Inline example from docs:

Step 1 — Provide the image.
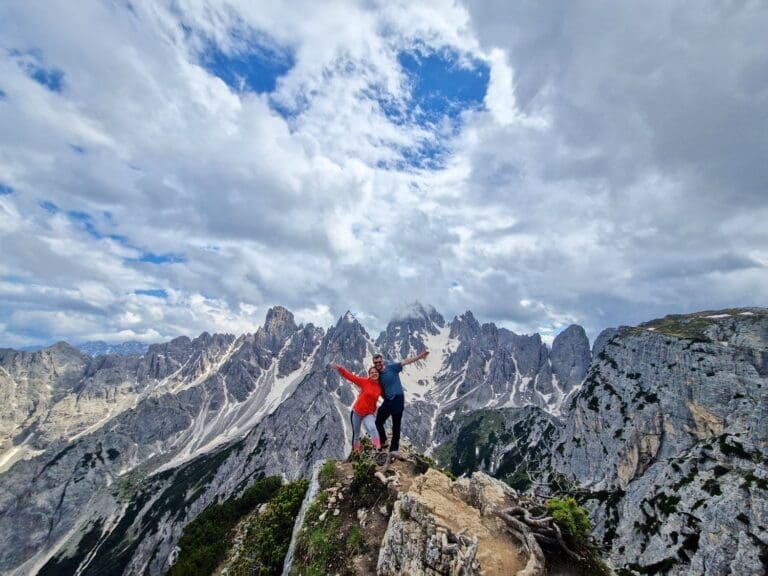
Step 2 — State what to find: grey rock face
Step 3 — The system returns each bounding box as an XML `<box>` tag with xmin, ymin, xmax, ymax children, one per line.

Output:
<box><xmin>137</xmin><ymin>335</ymin><xmax>196</xmax><ymax>381</ymax></box>
<box><xmin>592</xmin><ymin>327</ymin><xmax>622</xmax><ymax>358</ymax></box>
<box><xmin>0</xmin><ymin>343</ymin><xmax>89</xmax><ymax>450</ymax></box>
<box><xmin>425</xmin><ymin>315</ymin><xmax>586</xmax><ymax>421</ymax></box>
<box><xmin>278</xmin><ymin>324</ymin><xmax>323</xmax><ymax>377</ymax></box>
<box><xmin>255</xmin><ymin>306</ymin><xmax>298</xmax><ymax>353</ymax></box>
<box><xmin>548</xmin><ymin>309</ymin><xmax>768</xmax><ymax>575</ymax></box>
<box><xmin>432</xmin><ymin>309</ymin><xmax>768</xmax><ymax>576</ymax></box>
<box><xmin>550</xmin><ymin>324</ymin><xmax>591</xmax><ymax>394</ymax></box>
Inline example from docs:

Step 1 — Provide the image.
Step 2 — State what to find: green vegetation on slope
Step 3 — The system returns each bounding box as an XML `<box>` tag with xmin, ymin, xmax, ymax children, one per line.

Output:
<box><xmin>168</xmin><ymin>475</ymin><xmax>283</xmax><ymax>576</ymax></box>
<box><xmin>433</xmin><ymin>409</ymin><xmax>556</xmax><ymax>491</ymax></box>
<box><xmin>229</xmin><ymin>479</ymin><xmax>309</xmax><ymax>575</ymax></box>
<box><xmin>631</xmin><ymin>308</ymin><xmax>767</xmax><ymax>342</ymax></box>
<box><xmin>547</xmin><ymin>496</ymin><xmax>593</xmax><ymax>540</ymax></box>
<box><xmin>291</xmin><ymin>450</ymin><xmax>395</xmax><ymax>576</ymax></box>
<box><xmin>433</xmin><ymin>410</ymin><xmax>508</xmax><ymax>476</ymax></box>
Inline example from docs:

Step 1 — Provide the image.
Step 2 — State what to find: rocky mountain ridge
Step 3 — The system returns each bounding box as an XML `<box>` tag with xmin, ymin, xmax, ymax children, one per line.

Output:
<box><xmin>0</xmin><ymin>306</ymin><xmax>764</xmax><ymax>575</ymax></box>
<box><xmin>19</xmin><ymin>340</ymin><xmax>151</xmax><ymax>356</ymax></box>
<box><xmin>433</xmin><ymin>308</ymin><xmax>768</xmax><ymax>575</ymax></box>
<box><xmin>0</xmin><ymin>303</ymin><xmax>588</xmax><ymax>575</ymax></box>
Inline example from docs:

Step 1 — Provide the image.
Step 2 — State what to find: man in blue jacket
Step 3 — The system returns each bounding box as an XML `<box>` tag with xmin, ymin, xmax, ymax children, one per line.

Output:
<box><xmin>373</xmin><ymin>349</ymin><xmax>429</xmax><ymax>457</ymax></box>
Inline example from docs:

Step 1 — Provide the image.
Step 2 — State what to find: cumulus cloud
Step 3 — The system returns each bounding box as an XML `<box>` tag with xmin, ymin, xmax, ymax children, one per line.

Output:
<box><xmin>0</xmin><ymin>0</ymin><xmax>766</xmax><ymax>348</ymax></box>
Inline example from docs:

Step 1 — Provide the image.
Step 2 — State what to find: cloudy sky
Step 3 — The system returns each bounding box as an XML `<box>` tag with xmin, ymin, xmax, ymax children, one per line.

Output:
<box><xmin>1</xmin><ymin>0</ymin><xmax>766</xmax><ymax>348</ymax></box>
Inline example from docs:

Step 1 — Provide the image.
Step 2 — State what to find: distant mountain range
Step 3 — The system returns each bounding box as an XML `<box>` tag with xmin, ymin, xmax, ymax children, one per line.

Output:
<box><xmin>20</xmin><ymin>340</ymin><xmax>151</xmax><ymax>356</ymax></box>
<box><xmin>0</xmin><ymin>305</ymin><xmax>765</xmax><ymax>575</ymax></box>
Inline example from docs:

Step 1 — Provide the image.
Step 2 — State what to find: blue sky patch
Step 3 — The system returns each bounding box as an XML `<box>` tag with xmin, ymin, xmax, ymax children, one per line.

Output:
<box><xmin>11</xmin><ymin>49</ymin><xmax>65</xmax><ymax>92</ymax></box>
<box><xmin>40</xmin><ymin>200</ymin><xmax>59</xmax><ymax>214</ymax></box>
<box><xmin>380</xmin><ymin>47</ymin><xmax>489</xmax><ymax>169</ymax></box>
<box><xmin>67</xmin><ymin>210</ymin><xmax>102</xmax><ymax>238</ymax></box>
<box><xmin>1</xmin><ymin>274</ymin><xmax>27</xmax><ymax>284</ymax></box>
<box><xmin>108</xmin><ymin>234</ymin><xmax>129</xmax><ymax>244</ymax></box>
<box><xmin>200</xmin><ymin>33</ymin><xmax>294</xmax><ymax>94</ymax></box>
<box><xmin>0</xmin><ymin>88</ymin><xmax>6</xmax><ymax>99</ymax></box>
<box><xmin>31</xmin><ymin>66</ymin><xmax>64</xmax><ymax>92</ymax></box>
<box><xmin>135</xmin><ymin>288</ymin><xmax>168</xmax><ymax>298</ymax></box>
<box><xmin>137</xmin><ymin>252</ymin><xmax>186</xmax><ymax>264</ymax></box>
<box><xmin>398</xmin><ymin>48</ymin><xmax>489</xmax><ymax>125</ymax></box>
<box><xmin>40</xmin><ymin>200</ymin><xmax>59</xmax><ymax>213</ymax></box>
<box><xmin>0</xmin><ymin>182</ymin><xmax>13</xmax><ymax>195</ymax></box>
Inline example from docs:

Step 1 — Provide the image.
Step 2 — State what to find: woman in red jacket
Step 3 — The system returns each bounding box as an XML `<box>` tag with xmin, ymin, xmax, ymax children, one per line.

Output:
<box><xmin>330</xmin><ymin>362</ymin><xmax>382</xmax><ymax>453</ymax></box>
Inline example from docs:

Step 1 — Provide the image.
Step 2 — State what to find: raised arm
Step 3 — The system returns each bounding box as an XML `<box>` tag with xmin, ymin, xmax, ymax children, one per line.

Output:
<box><xmin>401</xmin><ymin>350</ymin><xmax>429</xmax><ymax>367</ymax></box>
<box><xmin>330</xmin><ymin>362</ymin><xmax>366</xmax><ymax>388</ymax></box>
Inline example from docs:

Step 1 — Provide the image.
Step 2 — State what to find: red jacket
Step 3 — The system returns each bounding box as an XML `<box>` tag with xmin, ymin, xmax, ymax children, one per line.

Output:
<box><xmin>336</xmin><ymin>366</ymin><xmax>382</xmax><ymax>416</ymax></box>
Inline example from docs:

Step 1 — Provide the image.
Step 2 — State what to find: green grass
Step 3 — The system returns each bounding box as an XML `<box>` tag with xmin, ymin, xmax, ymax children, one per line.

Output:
<box><xmin>290</xmin><ymin>490</ymin><xmax>347</xmax><ymax>575</ymax></box>
<box><xmin>346</xmin><ymin>525</ymin><xmax>366</xmax><ymax>554</ymax></box>
<box><xmin>319</xmin><ymin>459</ymin><xmax>336</xmax><ymax>489</ymax></box>
<box><xmin>631</xmin><ymin>309</ymin><xmax>766</xmax><ymax>342</ymax></box>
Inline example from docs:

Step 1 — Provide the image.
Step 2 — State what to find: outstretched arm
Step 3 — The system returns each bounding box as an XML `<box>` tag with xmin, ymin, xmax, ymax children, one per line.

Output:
<box><xmin>401</xmin><ymin>350</ymin><xmax>429</xmax><ymax>367</ymax></box>
<box><xmin>330</xmin><ymin>362</ymin><xmax>365</xmax><ymax>388</ymax></box>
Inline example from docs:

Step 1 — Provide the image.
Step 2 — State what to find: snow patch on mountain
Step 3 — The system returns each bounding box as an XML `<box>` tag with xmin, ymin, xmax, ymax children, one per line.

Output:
<box><xmin>401</xmin><ymin>324</ymin><xmax>455</xmax><ymax>400</ymax></box>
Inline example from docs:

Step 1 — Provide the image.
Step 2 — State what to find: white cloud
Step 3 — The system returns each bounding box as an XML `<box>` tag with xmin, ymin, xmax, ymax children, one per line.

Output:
<box><xmin>0</xmin><ymin>0</ymin><xmax>766</xmax><ymax>348</ymax></box>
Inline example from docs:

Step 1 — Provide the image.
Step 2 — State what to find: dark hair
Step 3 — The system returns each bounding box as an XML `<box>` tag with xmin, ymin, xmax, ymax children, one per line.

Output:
<box><xmin>373</xmin><ymin>354</ymin><xmax>383</xmax><ymax>360</ymax></box>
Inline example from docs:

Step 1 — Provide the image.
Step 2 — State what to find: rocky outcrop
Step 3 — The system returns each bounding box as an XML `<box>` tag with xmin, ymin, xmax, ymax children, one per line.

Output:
<box><xmin>550</xmin><ymin>309</ymin><xmax>768</xmax><ymax>575</ymax></box>
<box><xmin>378</xmin><ymin>469</ymin><xmax>524</xmax><ymax>575</ymax></box>
<box><xmin>431</xmin><ymin>309</ymin><xmax>768</xmax><ymax>575</ymax></box>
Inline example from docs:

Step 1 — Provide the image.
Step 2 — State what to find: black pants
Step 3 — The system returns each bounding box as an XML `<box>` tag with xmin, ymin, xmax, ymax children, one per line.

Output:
<box><xmin>376</xmin><ymin>395</ymin><xmax>404</xmax><ymax>452</ymax></box>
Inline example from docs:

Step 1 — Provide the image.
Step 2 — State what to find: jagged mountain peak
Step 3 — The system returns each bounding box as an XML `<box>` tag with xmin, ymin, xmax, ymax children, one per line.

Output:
<box><xmin>550</xmin><ymin>324</ymin><xmax>591</xmax><ymax>395</ymax></box>
<box><xmin>36</xmin><ymin>341</ymin><xmax>86</xmax><ymax>360</ymax></box>
<box><xmin>553</xmin><ymin>323</ymin><xmax>587</xmax><ymax>340</ymax></box>
<box><xmin>167</xmin><ymin>335</ymin><xmax>192</xmax><ymax>347</ymax></box>
<box><xmin>251</xmin><ymin>307</ymin><xmax>299</xmax><ymax>355</ymax></box>
<box><xmin>375</xmin><ymin>305</ymin><xmax>445</xmax><ymax>362</ymax></box>
<box><xmin>263</xmin><ymin>305</ymin><xmax>298</xmax><ymax>334</ymax></box>
<box><xmin>193</xmin><ymin>331</ymin><xmax>235</xmax><ymax>345</ymax></box>
<box><xmin>326</xmin><ymin>312</ymin><xmax>371</xmax><ymax>344</ymax></box>
<box><xmin>449</xmin><ymin>309</ymin><xmax>481</xmax><ymax>340</ymax></box>
<box><xmin>341</xmin><ymin>310</ymin><xmax>356</xmax><ymax>323</ymax></box>
<box><xmin>391</xmin><ymin>302</ymin><xmax>445</xmax><ymax>327</ymax></box>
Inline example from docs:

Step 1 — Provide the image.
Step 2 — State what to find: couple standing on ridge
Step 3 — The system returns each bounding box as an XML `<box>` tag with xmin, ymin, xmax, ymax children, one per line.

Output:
<box><xmin>330</xmin><ymin>349</ymin><xmax>429</xmax><ymax>459</ymax></box>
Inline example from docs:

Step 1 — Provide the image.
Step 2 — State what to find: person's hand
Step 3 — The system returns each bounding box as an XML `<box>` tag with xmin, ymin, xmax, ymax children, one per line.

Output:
<box><xmin>419</xmin><ymin>350</ymin><xmax>429</xmax><ymax>360</ymax></box>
